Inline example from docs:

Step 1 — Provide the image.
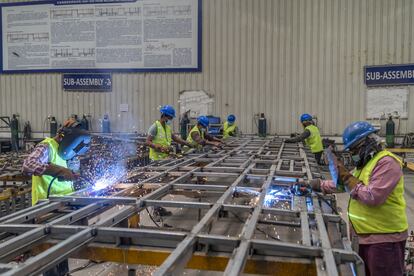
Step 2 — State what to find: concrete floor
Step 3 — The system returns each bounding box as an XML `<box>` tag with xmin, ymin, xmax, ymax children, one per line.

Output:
<box><xmin>67</xmin><ymin>170</ymin><xmax>414</xmax><ymax>275</ymax></box>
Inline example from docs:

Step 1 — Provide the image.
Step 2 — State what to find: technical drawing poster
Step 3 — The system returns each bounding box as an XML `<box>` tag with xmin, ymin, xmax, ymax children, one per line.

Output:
<box><xmin>0</xmin><ymin>0</ymin><xmax>201</xmax><ymax>73</ymax></box>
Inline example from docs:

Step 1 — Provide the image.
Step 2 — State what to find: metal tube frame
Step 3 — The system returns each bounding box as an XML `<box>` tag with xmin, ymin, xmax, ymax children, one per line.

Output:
<box><xmin>0</xmin><ymin>137</ymin><xmax>364</xmax><ymax>275</ymax></box>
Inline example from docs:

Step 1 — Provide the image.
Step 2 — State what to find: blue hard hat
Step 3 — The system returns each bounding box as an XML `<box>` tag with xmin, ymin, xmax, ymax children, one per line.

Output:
<box><xmin>197</xmin><ymin>116</ymin><xmax>210</xmax><ymax>128</ymax></box>
<box><xmin>342</xmin><ymin>121</ymin><xmax>377</xmax><ymax>150</ymax></box>
<box><xmin>160</xmin><ymin>105</ymin><xmax>176</xmax><ymax>118</ymax></box>
<box><xmin>300</xmin><ymin>113</ymin><xmax>313</xmax><ymax>122</ymax></box>
<box><xmin>227</xmin><ymin>114</ymin><xmax>236</xmax><ymax>123</ymax></box>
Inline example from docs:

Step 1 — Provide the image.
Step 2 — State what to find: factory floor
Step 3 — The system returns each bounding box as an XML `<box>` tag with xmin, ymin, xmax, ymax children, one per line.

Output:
<box><xmin>67</xmin><ymin>170</ymin><xmax>414</xmax><ymax>276</ymax></box>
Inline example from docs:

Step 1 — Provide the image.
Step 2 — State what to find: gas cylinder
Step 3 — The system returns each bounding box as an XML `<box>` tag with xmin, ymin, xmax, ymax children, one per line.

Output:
<box><xmin>258</xmin><ymin>113</ymin><xmax>267</xmax><ymax>137</ymax></box>
<box><xmin>10</xmin><ymin>114</ymin><xmax>19</xmax><ymax>151</ymax></box>
<box><xmin>386</xmin><ymin>115</ymin><xmax>395</xmax><ymax>148</ymax></box>
<box><xmin>80</xmin><ymin>115</ymin><xmax>89</xmax><ymax>130</ymax></box>
<box><xmin>50</xmin><ymin>116</ymin><xmax>58</xmax><ymax>137</ymax></box>
<box><xmin>102</xmin><ymin>114</ymin><xmax>110</xmax><ymax>133</ymax></box>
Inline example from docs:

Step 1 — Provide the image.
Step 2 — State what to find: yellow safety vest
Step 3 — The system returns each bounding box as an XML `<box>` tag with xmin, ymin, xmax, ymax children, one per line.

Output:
<box><xmin>223</xmin><ymin>122</ymin><xmax>237</xmax><ymax>139</ymax></box>
<box><xmin>304</xmin><ymin>125</ymin><xmax>323</xmax><ymax>153</ymax></box>
<box><xmin>149</xmin><ymin>120</ymin><xmax>172</xmax><ymax>161</ymax></box>
<box><xmin>32</xmin><ymin>138</ymin><xmax>73</xmax><ymax>205</ymax></box>
<box><xmin>348</xmin><ymin>150</ymin><xmax>408</xmax><ymax>234</ymax></box>
<box><xmin>186</xmin><ymin>125</ymin><xmax>204</xmax><ymax>149</ymax></box>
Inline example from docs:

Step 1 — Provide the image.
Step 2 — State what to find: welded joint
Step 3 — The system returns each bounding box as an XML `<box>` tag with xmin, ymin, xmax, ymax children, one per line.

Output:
<box><xmin>43</xmin><ymin>224</ymin><xmax>51</xmax><ymax>235</ymax></box>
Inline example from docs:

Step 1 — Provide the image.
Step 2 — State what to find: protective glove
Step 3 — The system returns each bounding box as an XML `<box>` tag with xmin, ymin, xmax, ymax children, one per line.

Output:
<box><xmin>337</xmin><ymin>163</ymin><xmax>360</xmax><ymax>190</ymax></box>
<box><xmin>57</xmin><ymin>168</ymin><xmax>79</xmax><ymax>181</ymax></box>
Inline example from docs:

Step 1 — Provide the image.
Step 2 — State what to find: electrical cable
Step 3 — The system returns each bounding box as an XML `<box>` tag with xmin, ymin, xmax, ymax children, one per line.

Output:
<box><xmin>46</xmin><ymin>176</ymin><xmax>58</xmax><ymax>199</ymax></box>
<box><xmin>67</xmin><ymin>260</ymin><xmax>101</xmax><ymax>274</ymax></box>
<box><xmin>229</xmin><ymin>211</ymin><xmax>281</xmax><ymax>241</ymax></box>
<box><xmin>314</xmin><ymin>192</ymin><xmax>339</xmax><ymax>215</ymax></box>
<box><xmin>146</xmin><ymin>208</ymin><xmax>161</xmax><ymax>228</ymax></box>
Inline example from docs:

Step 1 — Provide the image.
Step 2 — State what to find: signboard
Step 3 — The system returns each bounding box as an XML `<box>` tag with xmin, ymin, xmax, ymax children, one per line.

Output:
<box><xmin>0</xmin><ymin>0</ymin><xmax>201</xmax><ymax>73</ymax></box>
<box><xmin>62</xmin><ymin>73</ymin><xmax>112</xmax><ymax>91</ymax></box>
<box><xmin>365</xmin><ymin>64</ymin><xmax>414</xmax><ymax>86</ymax></box>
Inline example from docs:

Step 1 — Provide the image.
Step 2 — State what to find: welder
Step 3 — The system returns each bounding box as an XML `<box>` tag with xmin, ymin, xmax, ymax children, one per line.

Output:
<box><xmin>285</xmin><ymin>113</ymin><xmax>323</xmax><ymax>164</ymax></box>
<box><xmin>297</xmin><ymin>121</ymin><xmax>408</xmax><ymax>276</ymax></box>
<box><xmin>22</xmin><ymin>118</ymin><xmax>90</xmax><ymax>276</ymax></box>
<box><xmin>23</xmin><ymin>118</ymin><xmax>91</xmax><ymax>205</ymax></box>
<box><xmin>146</xmin><ymin>105</ymin><xmax>193</xmax><ymax>161</ymax></box>
<box><xmin>185</xmin><ymin>115</ymin><xmax>223</xmax><ymax>150</ymax></box>
<box><xmin>221</xmin><ymin>114</ymin><xmax>238</xmax><ymax>139</ymax></box>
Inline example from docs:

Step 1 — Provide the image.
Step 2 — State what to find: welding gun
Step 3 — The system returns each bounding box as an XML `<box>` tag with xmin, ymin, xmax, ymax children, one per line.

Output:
<box><xmin>290</xmin><ymin>182</ymin><xmax>312</xmax><ymax>196</ymax></box>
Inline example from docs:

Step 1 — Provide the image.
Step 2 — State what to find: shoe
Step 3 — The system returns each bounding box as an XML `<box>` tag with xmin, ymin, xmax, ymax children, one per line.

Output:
<box><xmin>154</xmin><ymin>207</ymin><xmax>172</xmax><ymax>216</ymax></box>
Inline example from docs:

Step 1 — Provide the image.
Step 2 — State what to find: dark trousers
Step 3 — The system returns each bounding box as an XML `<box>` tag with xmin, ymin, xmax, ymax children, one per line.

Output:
<box><xmin>358</xmin><ymin>241</ymin><xmax>406</xmax><ymax>276</ymax></box>
<box><xmin>43</xmin><ymin>259</ymin><xmax>68</xmax><ymax>276</ymax></box>
<box><xmin>314</xmin><ymin>151</ymin><xmax>323</xmax><ymax>165</ymax></box>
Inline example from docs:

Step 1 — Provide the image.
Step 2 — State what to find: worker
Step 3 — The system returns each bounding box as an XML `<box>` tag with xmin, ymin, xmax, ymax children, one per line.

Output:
<box><xmin>221</xmin><ymin>114</ymin><xmax>238</xmax><ymax>139</ymax></box>
<box><xmin>285</xmin><ymin>113</ymin><xmax>323</xmax><ymax>164</ymax></box>
<box><xmin>22</xmin><ymin>118</ymin><xmax>90</xmax><ymax>276</ymax></box>
<box><xmin>185</xmin><ymin>115</ymin><xmax>222</xmax><ymax>150</ymax></box>
<box><xmin>146</xmin><ymin>105</ymin><xmax>193</xmax><ymax>161</ymax></box>
<box><xmin>23</xmin><ymin>118</ymin><xmax>91</xmax><ymax>205</ymax></box>
<box><xmin>298</xmin><ymin>121</ymin><xmax>408</xmax><ymax>276</ymax></box>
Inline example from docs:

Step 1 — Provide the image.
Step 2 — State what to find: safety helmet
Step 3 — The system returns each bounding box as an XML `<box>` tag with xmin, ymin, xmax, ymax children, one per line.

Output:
<box><xmin>300</xmin><ymin>113</ymin><xmax>313</xmax><ymax>122</ymax></box>
<box><xmin>160</xmin><ymin>105</ymin><xmax>176</xmax><ymax>118</ymax></box>
<box><xmin>197</xmin><ymin>116</ymin><xmax>210</xmax><ymax>128</ymax></box>
<box><xmin>227</xmin><ymin>114</ymin><xmax>236</xmax><ymax>123</ymax></box>
<box><xmin>342</xmin><ymin>121</ymin><xmax>377</xmax><ymax>150</ymax></box>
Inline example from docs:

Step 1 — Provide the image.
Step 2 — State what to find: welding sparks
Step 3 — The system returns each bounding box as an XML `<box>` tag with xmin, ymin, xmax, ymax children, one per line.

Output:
<box><xmin>91</xmin><ymin>164</ymin><xmax>126</xmax><ymax>191</ymax></box>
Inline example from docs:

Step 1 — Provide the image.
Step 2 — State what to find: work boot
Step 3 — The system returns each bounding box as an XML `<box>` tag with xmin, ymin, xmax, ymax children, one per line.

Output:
<box><xmin>154</xmin><ymin>207</ymin><xmax>172</xmax><ymax>217</ymax></box>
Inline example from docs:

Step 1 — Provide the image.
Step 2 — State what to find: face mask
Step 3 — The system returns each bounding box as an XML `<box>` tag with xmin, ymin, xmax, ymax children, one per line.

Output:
<box><xmin>166</xmin><ymin>120</ymin><xmax>172</xmax><ymax>125</ymax></box>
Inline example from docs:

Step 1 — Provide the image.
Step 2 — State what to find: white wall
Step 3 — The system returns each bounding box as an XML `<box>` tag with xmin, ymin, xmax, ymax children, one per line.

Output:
<box><xmin>1</xmin><ymin>0</ymin><xmax>414</xmax><ymax>136</ymax></box>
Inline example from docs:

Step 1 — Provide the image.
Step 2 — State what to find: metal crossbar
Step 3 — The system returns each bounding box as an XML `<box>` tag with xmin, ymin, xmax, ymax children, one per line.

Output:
<box><xmin>0</xmin><ymin>137</ymin><xmax>364</xmax><ymax>275</ymax></box>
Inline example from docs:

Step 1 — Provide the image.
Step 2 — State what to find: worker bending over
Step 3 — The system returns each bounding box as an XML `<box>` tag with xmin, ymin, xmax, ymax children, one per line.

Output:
<box><xmin>22</xmin><ymin>118</ymin><xmax>90</xmax><ymax>276</ymax></box>
<box><xmin>222</xmin><ymin>114</ymin><xmax>238</xmax><ymax>139</ymax></box>
<box><xmin>186</xmin><ymin>116</ymin><xmax>222</xmax><ymax>150</ymax></box>
<box><xmin>285</xmin><ymin>113</ymin><xmax>323</xmax><ymax>164</ymax></box>
<box><xmin>300</xmin><ymin>121</ymin><xmax>407</xmax><ymax>276</ymax></box>
<box><xmin>23</xmin><ymin>118</ymin><xmax>90</xmax><ymax>205</ymax></box>
<box><xmin>146</xmin><ymin>105</ymin><xmax>192</xmax><ymax>161</ymax></box>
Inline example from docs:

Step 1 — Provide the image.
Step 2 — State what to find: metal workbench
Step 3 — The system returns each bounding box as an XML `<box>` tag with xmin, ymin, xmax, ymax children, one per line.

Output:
<box><xmin>0</xmin><ymin>137</ymin><xmax>363</xmax><ymax>275</ymax></box>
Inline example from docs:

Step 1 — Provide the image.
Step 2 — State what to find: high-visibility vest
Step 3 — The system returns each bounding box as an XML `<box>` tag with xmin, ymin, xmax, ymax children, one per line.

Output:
<box><xmin>186</xmin><ymin>125</ymin><xmax>204</xmax><ymax>149</ymax></box>
<box><xmin>348</xmin><ymin>150</ymin><xmax>408</xmax><ymax>234</ymax></box>
<box><xmin>149</xmin><ymin>120</ymin><xmax>172</xmax><ymax>161</ymax></box>
<box><xmin>304</xmin><ymin>125</ymin><xmax>323</xmax><ymax>153</ymax></box>
<box><xmin>32</xmin><ymin>138</ymin><xmax>73</xmax><ymax>205</ymax></box>
<box><xmin>223</xmin><ymin>122</ymin><xmax>237</xmax><ymax>139</ymax></box>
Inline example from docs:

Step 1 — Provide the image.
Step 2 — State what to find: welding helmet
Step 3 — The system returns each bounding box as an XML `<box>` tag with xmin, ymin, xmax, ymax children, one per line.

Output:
<box><xmin>227</xmin><ymin>114</ymin><xmax>236</xmax><ymax>124</ymax></box>
<box><xmin>300</xmin><ymin>113</ymin><xmax>313</xmax><ymax>122</ymax></box>
<box><xmin>160</xmin><ymin>105</ymin><xmax>176</xmax><ymax>118</ymax></box>
<box><xmin>58</xmin><ymin>127</ymin><xmax>91</xmax><ymax>160</ymax></box>
<box><xmin>342</xmin><ymin>121</ymin><xmax>377</xmax><ymax>151</ymax></box>
<box><xmin>197</xmin><ymin>116</ymin><xmax>210</xmax><ymax>128</ymax></box>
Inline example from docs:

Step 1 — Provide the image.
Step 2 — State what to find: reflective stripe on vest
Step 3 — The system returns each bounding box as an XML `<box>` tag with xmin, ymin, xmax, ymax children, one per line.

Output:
<box><xmin>304</xmin><ymin>125</ymin><xmax>323</xmax><ymax>153</ymax></box>
<box><xmin>32</xmin><ymin>138</ymin><xmax>73</xmax><ymax>205</ymax></box>
<box><xmin>186</xmin><ymin>125</ymin><xmax>204</xmax><ymax>149</ymax></box>
<box><xmin>223</xmin><ymin>122</ymin><xmax>237</xmax><ymax>139</ymax></box>
<box><xmin>348</xmin><ymin>150</ymin><xmax>408</xmax><ymax>234</ymax></box>
<box><xmin>149</xmin><ymin>120</ymin><xmax>172</xmax><ymax>161</ymax></box>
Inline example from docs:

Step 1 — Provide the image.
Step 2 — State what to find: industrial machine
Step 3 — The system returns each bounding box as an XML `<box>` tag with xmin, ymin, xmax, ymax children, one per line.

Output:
<box><xmin>0</xmin><ymin>137</ymin><xmax>362</xmax><ymax>275</ymax></box>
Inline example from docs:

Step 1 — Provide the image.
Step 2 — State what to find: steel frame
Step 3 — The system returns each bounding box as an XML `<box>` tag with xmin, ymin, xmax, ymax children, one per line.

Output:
<box><xmin>0</xmin><ymin>137</ymin><xmax>364</xmax><ymax>275</ymax></box>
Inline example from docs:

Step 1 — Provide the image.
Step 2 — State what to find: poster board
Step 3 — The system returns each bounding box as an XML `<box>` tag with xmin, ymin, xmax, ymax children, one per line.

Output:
<box><xmin>0</xmin><ymin>0</ymin><xmax>201</xmax><ymax>73</ymax></box>
<box><xmin>366</xmin><ymin>88</ymin><xmax>408</xmax><ymax>119</ymax></box>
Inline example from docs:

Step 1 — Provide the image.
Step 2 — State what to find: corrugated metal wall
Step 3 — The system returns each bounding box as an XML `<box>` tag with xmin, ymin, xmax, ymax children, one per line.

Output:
<box><xmin>1</xmin><ymin>0</ymin><xmax>414</xmax><ymax>135</ymax></box>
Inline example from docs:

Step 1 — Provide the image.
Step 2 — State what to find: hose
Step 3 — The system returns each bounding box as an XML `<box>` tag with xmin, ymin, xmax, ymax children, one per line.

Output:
<box><xmin>46</xmin><ymin>176</ymin><xmax>58</xmax><ymax>199</ymax></box>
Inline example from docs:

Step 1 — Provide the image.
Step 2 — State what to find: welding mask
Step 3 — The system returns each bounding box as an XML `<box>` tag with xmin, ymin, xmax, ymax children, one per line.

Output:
<box><xmin>350</xmin><ymin>136</ymin><xmax>381</xmax><ymax>169</ymax></box>
<box><xmin>58</xmin><ymin>127</ymin><xmax>91</xmax><ymax>160</ymax></box>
